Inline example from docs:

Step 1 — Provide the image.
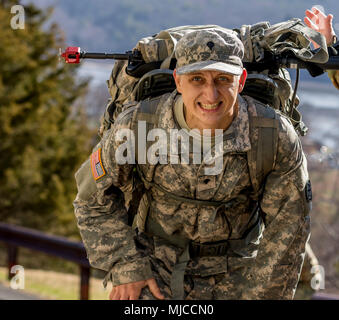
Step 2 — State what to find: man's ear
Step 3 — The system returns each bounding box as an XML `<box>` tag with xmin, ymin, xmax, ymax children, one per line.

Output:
<box><xmin>173</xmin><ymin>69</ymin><xmax>182</xmax><ymax>93</ymax></box>
<box><xmin>238</xmin><ymin>68</ymin><xmax>247</xmax><ymax>93</ymax></box>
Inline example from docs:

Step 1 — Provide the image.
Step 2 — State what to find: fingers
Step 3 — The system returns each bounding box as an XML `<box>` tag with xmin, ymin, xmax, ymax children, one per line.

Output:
<box><xmin>304</xmin><ymin>17</ymin><xmax>319</xmax><ymax>31</ymax></box>
<box><xmin>147</xmin><ymin>278</ymin><xmax>165</xmax><ymax>300</ymax></box>
<box><xmin>119</xmin><ymin>286</ymin><xmax>130</xmax><ymax>300</ymax></box>
<box><xmin>109</xmin><ymin>287</ymin><xmax>119</xmax><ymax>300</ymax></box>
<box><xmin>129</xmin><ymin>286</ymin><xmax>142</xmax><ymax>300</ymax></box>
<box><xmin>109</xmin><ymin>280</ymin><xmax>146</xmax><ymax>300</ymax></box>
<box><xmin>303</xmin><ymin>17</ymin><xmax>319</xmax><ymax>49</ymax></box>
<box><xmin>305</xmin><ymin>9</ymin><xmax>317</xmax><ymax>23</ymax></box>
<box><xmin>327</xmin><ymin>14</ymin><xmax>333</xmax><ymax>24</ymax></box>
<box><xmin>109</xmin><ymin>286</ymin><xmax>128</xmax><ymax>300</ymax></box>
<box><xmin>305</xmin><ymin>9</ymin><xmax>319</xmax><ymax>31</ymax></box>
<box><xmin>305</xmin><ymin>7</ymin><xmax>329</xmax><ymax>26</ymax></box>
<box><xmin>311</xmin><ymin>7</ymin><xmax>326</xmax><ymax>19</ymax></box>
<box><xmin>109</xmin><ymin>279</ymin><xmax>164</xmax><ymax>301</ymax></box>
<box><xmin>110</xmin><ymin>287</ymin><xmax>134</xmax><ymax>300</ymax></box>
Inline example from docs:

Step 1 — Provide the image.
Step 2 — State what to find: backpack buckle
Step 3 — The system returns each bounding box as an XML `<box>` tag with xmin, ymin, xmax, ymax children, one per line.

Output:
<box><xmin>189</xmin><ymin>240</ymin><xmax>229</xmax><ymax>258</ymax></box>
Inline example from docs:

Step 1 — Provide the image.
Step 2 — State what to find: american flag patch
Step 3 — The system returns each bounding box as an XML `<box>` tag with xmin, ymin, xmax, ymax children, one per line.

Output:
<box><xmin>90</xmin><ymin>148</ymin><xmax>106</xmax><ymax>180</ymax></box>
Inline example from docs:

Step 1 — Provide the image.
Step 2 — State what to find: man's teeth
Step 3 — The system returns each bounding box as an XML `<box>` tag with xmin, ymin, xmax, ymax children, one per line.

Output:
<box><xmin>200</xmin><ymin>103</ymin><xmax>220</xmax><ymax>110</ymax></box>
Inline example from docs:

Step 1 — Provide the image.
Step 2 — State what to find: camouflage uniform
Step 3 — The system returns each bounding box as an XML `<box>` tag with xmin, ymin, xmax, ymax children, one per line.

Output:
<box><xmin>73</xmin><ymin>28</ymin><xmax>311</xmax><ymax>300</ymax></box>
<box><xmin>74</xmin><ymin>92</ymin><xmax>311</xmax><ymax>300</ymax></box>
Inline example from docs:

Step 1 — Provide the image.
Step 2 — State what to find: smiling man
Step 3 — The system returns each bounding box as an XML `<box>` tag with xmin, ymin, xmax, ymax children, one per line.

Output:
<box><xmin>73</xmin><ymin>28</ymin><xmax>311</xmax><ymax>300</ymax></box>
<box><xmin>173</xmin><ymin>30</ymin><xmax>246</xmax><ymax>135</ymax></box>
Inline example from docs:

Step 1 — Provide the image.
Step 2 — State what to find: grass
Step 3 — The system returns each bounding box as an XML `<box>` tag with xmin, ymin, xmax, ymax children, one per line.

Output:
<box><xmin>0</xmin><ymin>266</ymin><xmax>112</xmax><ymax>300</ymax></box>
<box><xmin>0</xmin><ymin>266</ymin><xmax>316</xmax><ymax>300</ymax></box>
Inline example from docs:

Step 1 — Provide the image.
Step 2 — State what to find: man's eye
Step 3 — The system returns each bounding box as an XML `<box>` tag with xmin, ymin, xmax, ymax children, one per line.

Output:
<box><xmin>218</xmin><ymin>76</ymin><xmax>232</xmax><ymax>82</ymax></box>
<box><xmin>191</xmin><ymin>76</ymin><xmax>202</xmax><ymax>82</ymax></box>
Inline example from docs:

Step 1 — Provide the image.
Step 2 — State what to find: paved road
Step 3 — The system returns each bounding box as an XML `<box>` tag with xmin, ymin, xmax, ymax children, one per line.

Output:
<box><xmin>0</xmin><ymin>283</ymin><xmax>43</xmax><ymax>300</ymax></box>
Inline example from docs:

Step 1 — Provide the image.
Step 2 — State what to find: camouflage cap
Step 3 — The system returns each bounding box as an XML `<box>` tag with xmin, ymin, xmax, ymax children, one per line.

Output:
<box><xmin>175</xmin><ymin>28</ymin><xmax>244</xmax><ymax>76</ymax></box>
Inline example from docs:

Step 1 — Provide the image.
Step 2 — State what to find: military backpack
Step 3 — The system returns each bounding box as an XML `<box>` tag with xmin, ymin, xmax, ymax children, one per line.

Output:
<box><xmin>94</xmin><ymin>20</ymin><xmax>326</xmax><ymax>231</ymax></box>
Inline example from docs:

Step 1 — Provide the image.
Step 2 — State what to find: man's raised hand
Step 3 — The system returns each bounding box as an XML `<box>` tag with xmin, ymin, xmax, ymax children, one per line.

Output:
<box><xmin>304</xmin><ymin>7</ymin><xmax>336</xmax><ymax>48</ymax></box>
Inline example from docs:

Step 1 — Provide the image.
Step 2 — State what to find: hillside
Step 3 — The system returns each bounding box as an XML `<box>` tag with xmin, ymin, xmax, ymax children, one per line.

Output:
<box><xmin>25</xmin><ymin>0</ymin><xmax>339</xmax><ymax>52</ymax></box>
<box><xmin>4</xmin><ymin>0</ymin><xmax>338</xmax><ymax>300</ymax></box>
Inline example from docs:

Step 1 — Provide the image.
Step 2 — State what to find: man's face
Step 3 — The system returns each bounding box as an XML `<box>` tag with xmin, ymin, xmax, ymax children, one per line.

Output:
<box><xmin>173</xmin><ymin>69</ymin><xmax>247</xmax><ymax>132</ymax></box>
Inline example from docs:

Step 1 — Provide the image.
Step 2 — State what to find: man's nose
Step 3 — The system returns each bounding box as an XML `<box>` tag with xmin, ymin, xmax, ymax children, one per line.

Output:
<box><xmin>203</xmin><ymin>83</ymin><xmax>219</xmax><ymax>102</ymax></box>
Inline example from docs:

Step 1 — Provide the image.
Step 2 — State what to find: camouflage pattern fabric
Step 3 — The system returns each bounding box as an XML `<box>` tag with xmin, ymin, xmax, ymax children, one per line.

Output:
<box><xmin>101</xmin><ymin>22</ymin><xmax>324</xmax><ymax>138</ymax></box>
<box><xmin>99</xmin><ymin>60</ymin><xmax>140</xmax><ymax>136</ymax></box>
<box><xmin>175</xmin><ymin>29</ymin><xmax>244</xmax><ymax>75</ymax></box>
<box><xmin>238</xmin><ymin>18</ymin><xmax>328</xmax><ymax>64</ymax></box>
<box><xmin>136</xmin><ymin>25</ymin><xmax>220</xmax><ymax>63</ymax></box>
<box><xmin>73</xmin><ymin>91</ymin><xmax>311</xmax><ymax>299</ymax></box>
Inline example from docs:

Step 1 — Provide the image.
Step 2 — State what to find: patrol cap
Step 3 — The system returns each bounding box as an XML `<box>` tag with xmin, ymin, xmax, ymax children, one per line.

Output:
<box><xmin>175</xmin><ymin>28</ymin><xmax>244</xmax><ymax>76</ymax></box>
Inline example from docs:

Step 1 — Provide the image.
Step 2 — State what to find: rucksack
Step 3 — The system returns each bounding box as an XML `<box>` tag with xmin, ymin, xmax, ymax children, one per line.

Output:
<box><xmin>99</xmin><ymin>19</ymin><xmax>328</xmax><ymax>138</ymax></box>
<box><xmin>96</xmin><ymin>21</ymin><xmax>327</xmax><ymax>227</ymax></box>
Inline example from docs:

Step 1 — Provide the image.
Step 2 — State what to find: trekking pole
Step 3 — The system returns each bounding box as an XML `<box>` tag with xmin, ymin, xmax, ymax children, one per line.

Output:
<box><xmin>60</xmin><ymin>46</ymin><xmax>339</xmax><ymax>78</ymax></box>
<box><xmin>59</xmin><ymin>47</ymin><xmax>143</xmax><ymax>64</ymax></box>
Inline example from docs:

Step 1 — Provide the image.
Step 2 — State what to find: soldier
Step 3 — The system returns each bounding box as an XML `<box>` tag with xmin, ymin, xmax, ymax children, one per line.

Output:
<box><xmin>73</xmin><ymin>27</ymin><xmax>312</xmax><ymax>300</ymax></box>
<box><xmin>304</xmin><ymin>6</ymin><xmax>339</xmax><ymax>89</ymax></box>
<box><xmin>295</xmin><ymin>8</ymin><xmax>338</xmax><ymax>295</ymax></box>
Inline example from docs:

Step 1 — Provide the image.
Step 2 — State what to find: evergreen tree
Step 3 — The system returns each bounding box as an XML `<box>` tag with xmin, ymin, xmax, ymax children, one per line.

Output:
<box><xmin>0</xmin><ymin>0</ymin><xmax>94</xmax><ymax>238</ymax></box>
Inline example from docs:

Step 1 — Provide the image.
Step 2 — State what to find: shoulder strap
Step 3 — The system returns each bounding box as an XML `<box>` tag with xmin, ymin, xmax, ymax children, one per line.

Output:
<box><xmin>244</xmin><ymin>96</ymin><xmax>280</xmax><ymax>200</ymax></box>
<box><xmin>128</xmin><ymin>94</ymin><xmax>166</xmax><ymax>228</ymax></box>
<box><xmin>130</xmin><ymin>94</ymin><xmax>280</xmax><ymax>226</ymax></box>
<box><xmin>128</xmin><ymin>94</ymin><xmax>174</xmax><ymax>231</ymax></box>
<box><xmin>132</xmin><ymin>94</ymin><xmax>164</xmax><ymax>174</ymax></box>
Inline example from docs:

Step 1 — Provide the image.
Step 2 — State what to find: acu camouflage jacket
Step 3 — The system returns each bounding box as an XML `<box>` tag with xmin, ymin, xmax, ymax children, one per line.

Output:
<box><xmin>73</xmin><ymin>92</ymin><xmax>311</xmax><ymax>299</ymax></box>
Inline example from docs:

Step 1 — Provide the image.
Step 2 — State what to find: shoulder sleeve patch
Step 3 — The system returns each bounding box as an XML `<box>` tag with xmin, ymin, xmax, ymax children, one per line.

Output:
<box><xmin>90</xmin><ymin>148</ymin><xmax>106</xmax><ymax>180</ymax></box>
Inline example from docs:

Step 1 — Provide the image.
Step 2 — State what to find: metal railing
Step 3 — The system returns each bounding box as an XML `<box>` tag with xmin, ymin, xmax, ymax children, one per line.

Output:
<box><xmin>0</xmin><ymin>222</ymin><xmax>91</xmax><ymax>300</ymax></box>
<box><xmin>1</xmin><ymin>222</ymin><xmax>338</xmax><ymax>301</ymax></box>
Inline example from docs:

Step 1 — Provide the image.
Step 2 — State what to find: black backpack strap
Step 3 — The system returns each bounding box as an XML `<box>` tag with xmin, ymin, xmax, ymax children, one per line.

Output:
<box><xmin>128</xmin><ymin>94</ymin><xmax>168</xmax><ymax>227</ymax></box>
<box><xmin>244</xmin><ymin>96</ymin><xmax>280</xmax><ymax>200</ymax></box>
<box><xmin>132</xmin><ymin>95</ymin><xmax>164</xmax><ymax>172</ymax></box>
